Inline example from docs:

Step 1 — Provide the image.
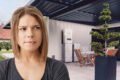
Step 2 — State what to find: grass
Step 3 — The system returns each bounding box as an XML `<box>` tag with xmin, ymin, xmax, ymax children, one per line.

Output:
<box><xmin>0</xmin><ymin>55</ymin><xmax>5</xmax><ymax>61</ymax></box>
<box><xmin>0</xmin><ymin>49</ymin><xmax>13</xmax><ymax>61</ymax></box>
<box><xmin>0</xmin><ymin>49</ymin><xmax>13</xmax><ymax>54</ymax></box>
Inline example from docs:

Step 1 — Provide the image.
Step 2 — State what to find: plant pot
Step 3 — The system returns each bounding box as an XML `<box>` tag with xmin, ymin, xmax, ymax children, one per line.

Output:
<box><xmin>95</xmin><ymin>56</ymin><xmax>117</xmax><ymax>80</ymax></box>
<box><xmin>106</xmin><ymin>49</ymin><xmax>118</xmax><ymax>56</ymax></box>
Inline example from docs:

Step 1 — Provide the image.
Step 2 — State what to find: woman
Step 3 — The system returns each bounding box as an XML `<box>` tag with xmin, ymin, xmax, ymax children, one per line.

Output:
<box><xmin>0</xmin><ymin>6</ymin><xmax>70</xmax><ymax>80</ymax></box>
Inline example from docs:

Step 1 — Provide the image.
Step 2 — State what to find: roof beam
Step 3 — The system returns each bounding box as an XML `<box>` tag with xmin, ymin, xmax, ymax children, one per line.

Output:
<box><xmin>31</xmin><ymin>0</ymin><xmax>40</xmax><ymax>6</ymax></box>
<box><xmin>46</xmin><ymin>0</ymin><xmax>70</xmax><ymax>6</ymax></box>
<box><xmin>49</xmin><ymin>0</ymin><xmax>98</xmax><ymax>18</ymax></box>
<box><xmin>53</xmin><ymin>18</ymin><xmax>97</xmax><ymax>25</ymax></box>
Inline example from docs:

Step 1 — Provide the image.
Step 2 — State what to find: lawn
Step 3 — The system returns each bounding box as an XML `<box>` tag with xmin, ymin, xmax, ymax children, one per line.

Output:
<box><xmin>0</xmin><ymin>49</ymin><xmax>13</xmax><ymax>54</ymax></box>
<box><xmin>0</xmin><ymin>55</ymin><xmax>5</xmax><ymax>61</ymax></box>
<box><xmin>0</xmin><ymin>49</ymin><xmax>13</xmax><ymax>61</ymax></box>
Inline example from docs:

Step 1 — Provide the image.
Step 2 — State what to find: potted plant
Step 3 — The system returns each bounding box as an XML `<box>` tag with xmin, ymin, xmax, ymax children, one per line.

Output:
<box><xmin>90</xmin><ymin>2</ymin><xmax>120</xmax><ymax>56</ymax></box>
<box><xmin>90</xmin><ymin>2</ymin><xmax>120</xmax><ymax>80</ymax></box>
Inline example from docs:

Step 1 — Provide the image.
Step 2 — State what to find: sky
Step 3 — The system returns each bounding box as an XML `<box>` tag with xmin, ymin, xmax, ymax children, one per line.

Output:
<box><xmin>0</xmin><ymin>0</ymin><xmax>34</xmax><ymax>26</ymax></box>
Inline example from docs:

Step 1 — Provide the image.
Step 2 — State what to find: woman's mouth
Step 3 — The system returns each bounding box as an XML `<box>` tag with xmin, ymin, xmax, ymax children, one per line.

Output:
<box><xmin>24</xmin><ymin>41</ymin><xmax>36</xmax><ymax>44</ymax></box>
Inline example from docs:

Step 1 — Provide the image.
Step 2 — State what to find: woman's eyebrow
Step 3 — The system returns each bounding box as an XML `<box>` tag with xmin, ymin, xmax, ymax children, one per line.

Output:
<box><xmin>18</xmin><ymin>25</ymin><xmax>40</xmax><ymax>28</ymax></box>
<box><xmin>33</xmin><ymin>24</ymin><xmax>40</xmax><ymax>27</ymax></box>
<box><xmin>18</xmin><ymin>26</ymin><xmax>27</xmax><ymax>28</ymax></box>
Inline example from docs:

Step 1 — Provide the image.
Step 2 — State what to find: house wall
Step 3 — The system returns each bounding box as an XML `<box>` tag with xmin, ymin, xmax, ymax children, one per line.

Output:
<box><xmin>48</xmin><ymin>19</ymin><xmax>95</xmax><ymax>60</ymax></box>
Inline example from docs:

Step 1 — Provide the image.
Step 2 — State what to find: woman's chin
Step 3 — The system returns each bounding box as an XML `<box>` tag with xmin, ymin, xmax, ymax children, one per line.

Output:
<box><xmin>22</xmin><ymin>47</ymin><xmax>39</xmax><ymax>52</ymax></box>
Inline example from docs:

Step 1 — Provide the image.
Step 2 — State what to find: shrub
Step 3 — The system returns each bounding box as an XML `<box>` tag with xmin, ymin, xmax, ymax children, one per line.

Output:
<box><xmin>1</xmin><ymin>42</ymin><xmax>12</xmax><ymax>51</ymax></box>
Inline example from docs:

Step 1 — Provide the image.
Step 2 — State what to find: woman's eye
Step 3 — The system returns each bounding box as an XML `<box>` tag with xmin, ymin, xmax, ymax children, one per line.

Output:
<box><xmin>19</xmin><ymin>27</ymin><xmax>26</xmax><ymax>31</ymax></box>
<box><xmin>35</xmin><ymin>26</ymin><xmax>41</xmax><ymax>30</ymax></box>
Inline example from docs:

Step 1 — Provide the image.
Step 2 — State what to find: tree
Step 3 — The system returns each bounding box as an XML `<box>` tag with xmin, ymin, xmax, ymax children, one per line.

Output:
<box><xmin>0</xmin><ymin>42</ymin><xmax>2</xmax><ymax>51</ymax></box>
<box><xmin>90</xmin><ymin>2</ymin><xmax>120</xmax><ymax>56</ymax></box>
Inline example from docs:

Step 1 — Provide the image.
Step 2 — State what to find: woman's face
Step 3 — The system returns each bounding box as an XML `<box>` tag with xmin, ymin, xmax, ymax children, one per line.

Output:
<box><xmin>17</xmin><ymin>14</ymin><xmax>42</xmax><ymax>52</ymax></box>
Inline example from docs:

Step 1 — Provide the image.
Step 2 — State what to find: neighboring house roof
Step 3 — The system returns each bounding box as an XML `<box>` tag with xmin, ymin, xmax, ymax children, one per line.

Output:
<box><xmin>0</xmin><ymin>27</ymin><xmax>11</xmax><ymax>40</ymax></box>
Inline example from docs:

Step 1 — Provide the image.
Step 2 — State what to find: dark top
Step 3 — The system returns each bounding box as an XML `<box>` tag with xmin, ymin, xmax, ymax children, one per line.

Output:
<box><xmin>0</xmin><ymin>58</ymin><xmax>70</xmax><ymax>80</ymax></box>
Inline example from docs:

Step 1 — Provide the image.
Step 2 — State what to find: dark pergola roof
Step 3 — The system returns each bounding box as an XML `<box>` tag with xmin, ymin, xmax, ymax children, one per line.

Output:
<box><xmin>30</xmin><ymin>0</ymin><xmax>120</xmax><ymax>26</ymax></box>
<box><xmin>5</xmin><ymin>0</ymin><xmax>120</xmax><ymax>27</ymax></box>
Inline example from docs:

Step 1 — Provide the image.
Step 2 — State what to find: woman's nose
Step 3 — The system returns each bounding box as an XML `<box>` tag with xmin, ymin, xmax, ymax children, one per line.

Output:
<box><xmin>26</xmin><ymin>29</ymin><xmax>34</xmax><ymax>38</ymax></box>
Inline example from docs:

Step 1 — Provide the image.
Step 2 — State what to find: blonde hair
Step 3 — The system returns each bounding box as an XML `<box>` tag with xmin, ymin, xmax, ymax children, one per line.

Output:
<box><xmin>11</xmin><ymin>6</ymin><xmax>48</xmax><ymax>61</ymax></box>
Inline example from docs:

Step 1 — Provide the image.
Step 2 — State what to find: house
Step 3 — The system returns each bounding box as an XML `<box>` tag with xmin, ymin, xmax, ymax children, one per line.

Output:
<box><xmin>0</xmin><ymin>26</ymin><xmax>11</xmax><ymax>42</ymax></box>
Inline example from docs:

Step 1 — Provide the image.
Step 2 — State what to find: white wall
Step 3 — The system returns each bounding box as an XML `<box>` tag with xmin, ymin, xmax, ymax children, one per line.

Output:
<box><xmin>48</xmin><ymin>19</ymin><xmax>95</xmax><ymax>60</ymax></box>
